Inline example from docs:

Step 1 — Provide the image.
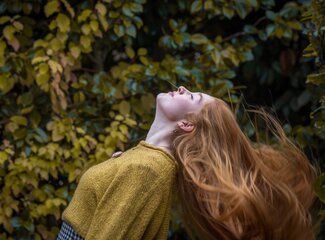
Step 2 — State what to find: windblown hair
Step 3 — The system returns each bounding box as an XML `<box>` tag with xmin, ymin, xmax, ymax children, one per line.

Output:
<box><xmin>171</xmin><ymin>99</ymin><xmax>319</xmax><ymax>240</ymax></box>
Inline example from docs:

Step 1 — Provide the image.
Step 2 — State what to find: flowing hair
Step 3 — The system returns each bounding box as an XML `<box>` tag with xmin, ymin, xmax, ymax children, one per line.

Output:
<box><xmin>171</xmin><ymin>99</ymin><xmax>319</xmax><ymax>240</ymax></box>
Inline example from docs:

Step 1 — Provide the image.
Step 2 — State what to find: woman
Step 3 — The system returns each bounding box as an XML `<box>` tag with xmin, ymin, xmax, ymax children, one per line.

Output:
<box><xmin>57</xmin><ymin>86</ymin><xmax>214</xmax><ymax>240</ymax></box>
<box><xmin>170</xmin><ymin>88</ymin><xmax>318</xmax><ymax>239</ymax></box>
<box><xmin>58</xmin><ymin>86</ymin><xmax>318</xmax><ymax>239</ymax></box>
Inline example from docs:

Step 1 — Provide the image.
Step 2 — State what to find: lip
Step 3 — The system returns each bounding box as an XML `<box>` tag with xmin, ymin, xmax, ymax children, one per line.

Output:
<box><xmin>168</xmin><ymin>91</ymin><xmax>174</xmax><ymax>97</ymax></box>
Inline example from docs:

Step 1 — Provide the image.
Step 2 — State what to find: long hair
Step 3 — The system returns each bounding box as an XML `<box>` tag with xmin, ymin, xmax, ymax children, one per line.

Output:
<box><xmin>171</xmin><ymin>99</ymin><xmax>319</xmax><ymax>240</ymax></box>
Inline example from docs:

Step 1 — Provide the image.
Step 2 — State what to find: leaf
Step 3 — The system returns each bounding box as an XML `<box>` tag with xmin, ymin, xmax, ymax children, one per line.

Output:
<box><xmin>17</xmin><ymin>92</ymin><xmax>34</xmax><ymax>106</ymax></box>
<box><xmin>211</xmin><ymin>49</ymin><xmax>221</xmax><ymax>65</ymax></box>
<box><xmin>191</xmin><ymin>0</ymin><xmax>202</xmax><ymax>13</ymax></box>
<box><xmin>114</xmin><ymin>25</ymin><xmax>124</xmax><ymax>37</ymax></box>
<box><xmin>286</xmin><ymin>20</ymin><xmax>301</xmax><ymax>30</ymax></box>
<box><xmin>11</xmin><ymin>116</ymin><xmax>28</xmax><ymax>126</ymax></box>
<box><xmin>130</xmin><ymin>3</ymin><xmax>143</xmax><ymax>12</ymax></box>
<box><xmin>48</xmin><ymin>60</ymin><xmax>63</xmax><ymax>74</ymax></box>
<box><xmin>80</xmin><ymin>35</ymin><xmax>91</xmax><ymax>49</ymax></box>
<box><xmin>37</xmin><ymin>63</ymin><xmax>49</xmax><ymax>75</ymax></box>
<box><xmin>81</xmin><ymin>24</ymin><xmax>91</xmax><ymax>35</ymax></box>
<box><xmin>44</xmin><ymin>0</ymin><xmax>59</xmax><ymax>17</ymax></box>
<box><xmin>78</xmin><ymin>9</ymin><xmax>92</xmax><ymax>23</ymax></box>
<box><xmin>61</xmin><ymin>0</ymin><xmax>75</xmax><ymax>17</ymax></box>
<box><xmin>204</xmin><ymin>0</ymin><xmax>214</xmax><ymax>10</ymax></box>
<box><xmin>70</xmin><ymin>46</ymin><xmax>80</xmax><ymax>59</ymax></box>
<box><xmin>266</xmin><ymin>10</ymin><xmax>276</xmax><ymax>20</ymax></box>
<box><xmin>126</xmin><ymin>25</ymin><xmax>136</xmax><ymax>37</ymax></box>
<box><xmin>315</xmin><ymin>173</ymin><xmax>325</xmax><ymax>202</ymax></box>
<box><xmin>90</xmin><ymin>20</ymin><xmax>99</xmax><ymax>32</ymax></box>
<box><xmin>234</xmin><ymin>2</ymin><xmax>248</xmax><ymax>19</ymax></box>
<box><xmin>191</xmin><ymin>33</ymin><xmax>208</xmax><ymax>45</ymax></box>
<box><xmin>266</xmin><ymin>24</ymin><xmax>275</xmax><ymax>37</ymax></box>
<box><xmin>10</xmin><ymin>37</ymin><xmax>20</xmax><ymax>51</ymax></box>
<box><xmin>3</xmin><ymin>25</ymin><xmax>15</xmax><ymax>41</ymax></box>
<box><xmin>56</xmin><ymin>13</ymin><xmax>70</xmax><ymax>32</ymax></box>
<box><xmin>0</xmin><ymin>73</ymin><xmax>14</xmax><ymax>93</ymax></box>
<box><xmin>0</xmin><ymin>40</ymin><xmax>6</xmax><ymax>66</ymax></box>
<box><xmin>122</xmin><ymin>4</ymin><xmax>134</xmax><ymax>17</ymax></box>
<box><xmin>96</xmin><ymin>3</ymin><xmax>107</xmax><ymax>16</ymax></box>
<box><xmin>175</xmin><ymin>66</ymin><xmax>190</xmax><ymax>76</ymax></box>
<box><xmin>250</xmin><ymin>0</ymin><xmax>258</xmax><ymax>8</ymax></box>
<box><xmin>0</xmin><ymin>16</ymin><xmax>11</xmax><ymax>25</ymax></box>
<box><xmin>306</xmin><ymin>72</ymin><xmax>325</xmax><ymax>85</ymax></box>
<box><xmin>222</xmin><ymin>6</ymin><xmax>235</xmax><ymax>19</ymax></box>
<box><xmin>119</xmin><ymin>124</ymin><xmax>128</xmax><ymax>135</ymax></box>
<box><xmin>35</xmin><ymin>128</ymin><xmax>49</xmax><ymax>143</ymax></box>
<box><xmin>13</xmin><ymin>21</ymin><xmax>23</xmax><ymax>31</ymax></box>
<box><xmin>98</xmin><ymin>15</ymin><xmax>109</xmax><ymax>31</ymax></box>
<box><xmin>243</xmin><ymin>25</ymin><xmax>257</xmax><ymax>34</ymax></box>
<box><xmin>50</xmin><ymin>38</ymin><xmax>63</xmax><ymax>51</ymax></box>
<box><xmin>125</xmin><ymin>46</ymin><xmax>135</xmax><ymax>59</ymax></box>
<box><xmin>36</xmin><ymin>73</ymin><xmax>50</xmax><ymax>91</ymax></box>
<box><xmin>139</xmin><ymin>56</ymin><xmax>149</xmax><ymax>65</ymax></box>
<box><xmin>169</xmin><ymin>19</ymin><xmax>178</xmax><ymax>31</ymax></box>
<box><xmin>138</xmin><ymin>48</ymin><xmax>147</xmax><ymax>56</ymax></box>
<box><xmin>119</xmin><ymin>101</ymin><xmax>130</xmax><ymax>116</ymax></box>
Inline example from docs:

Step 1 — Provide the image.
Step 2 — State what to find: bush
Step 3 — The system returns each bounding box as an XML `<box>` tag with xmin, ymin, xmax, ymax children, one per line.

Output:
<box><xmin>0</xmin><ymin>0</ymin><xmax>323</xmax><ymax>239</ymax></box>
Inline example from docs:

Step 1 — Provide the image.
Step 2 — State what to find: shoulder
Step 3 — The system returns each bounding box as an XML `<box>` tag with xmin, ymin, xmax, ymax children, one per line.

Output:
<box><xmin>122</xmin><ymin>145</ymin><xmax>177</xmax><ymax>178</ymax></box>
<box><xmin>79</xmin><ymin>143</ymin><xmax>177</xmax><ymax>184</ymax></box>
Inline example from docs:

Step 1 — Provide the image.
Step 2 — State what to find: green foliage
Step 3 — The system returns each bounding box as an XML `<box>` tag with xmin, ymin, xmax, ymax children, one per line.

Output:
<box><xmin>0</xmin><ymin>0</ymin><xmax>323</xmax><ymax>239</ymax></box>
<box><xmin>301</xmin><ymin>0</ymin><xmax>325</xmax><ymax>222</ymax></box>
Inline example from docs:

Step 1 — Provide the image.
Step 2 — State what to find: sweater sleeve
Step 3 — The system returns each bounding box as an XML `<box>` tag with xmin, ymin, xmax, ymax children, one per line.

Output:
<box><xmin>84</xmin><ymin>163</ymin><xmax>169</xmax><ymax>240</ymax></box>
<box><xmin>61</xmin><ymin>168</ymin><xmax>98</xmax><ymax>237</ymax></box>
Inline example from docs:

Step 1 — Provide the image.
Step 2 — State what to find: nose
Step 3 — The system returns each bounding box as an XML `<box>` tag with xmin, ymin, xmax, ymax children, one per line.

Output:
<box><xmin>177</xmin><ymin>86</ymin><xmax>189</xmax><ymax>94</ymax></box>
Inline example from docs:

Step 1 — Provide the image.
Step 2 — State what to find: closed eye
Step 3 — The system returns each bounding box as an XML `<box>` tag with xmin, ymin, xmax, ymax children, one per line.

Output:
<box><xmin>191</xmin><ymin>94</ymin><xmax>194</xmax><ymax>100</ymax></box>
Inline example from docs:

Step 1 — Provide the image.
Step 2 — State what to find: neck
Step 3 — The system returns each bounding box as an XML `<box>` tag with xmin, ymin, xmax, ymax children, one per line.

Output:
<box><xmin>145</xmin><ymin>114</ymin><xmax>175</xmax><ymax>155</ymax></box>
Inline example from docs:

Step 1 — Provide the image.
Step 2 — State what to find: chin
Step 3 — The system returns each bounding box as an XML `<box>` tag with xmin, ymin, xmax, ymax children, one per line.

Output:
<box><xmin>156</xmin><ymin>92</ymin><xmax>168</xmax><ymax>100</ymax></box>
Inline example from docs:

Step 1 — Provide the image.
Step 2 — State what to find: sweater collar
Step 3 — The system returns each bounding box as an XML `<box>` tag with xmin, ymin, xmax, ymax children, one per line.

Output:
<box><xmin>137</xmin><ymin>140</ymin><xmax>178</xmax><ymax>167</ymax></box>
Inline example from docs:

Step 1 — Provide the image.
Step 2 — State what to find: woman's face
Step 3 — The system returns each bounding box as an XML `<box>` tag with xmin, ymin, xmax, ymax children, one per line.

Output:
<box><xmin>156</xmin><ymin>86</ymin><xmax>215</xmax><ymax>121</ymax></box>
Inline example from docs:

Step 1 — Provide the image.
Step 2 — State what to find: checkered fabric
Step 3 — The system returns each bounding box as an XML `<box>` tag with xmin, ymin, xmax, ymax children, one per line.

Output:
<box><xmin>57</xmin><ymin>221</ymin><xmax>84</xmax><ymax>240</ymax></box>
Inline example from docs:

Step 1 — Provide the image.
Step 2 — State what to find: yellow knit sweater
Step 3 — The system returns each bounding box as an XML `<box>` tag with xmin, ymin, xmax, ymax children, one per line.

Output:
<box><xmin>62</xmin><ymin>141</ymin><xmax>178</xmax><ymax>240</ymax></box>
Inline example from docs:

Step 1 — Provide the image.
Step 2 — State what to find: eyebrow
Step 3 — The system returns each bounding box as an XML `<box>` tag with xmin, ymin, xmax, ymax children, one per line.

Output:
<box><xmin>199</xmin><ymin>93</ymin><xmax>203</xmax><ymax>102</ymax></box>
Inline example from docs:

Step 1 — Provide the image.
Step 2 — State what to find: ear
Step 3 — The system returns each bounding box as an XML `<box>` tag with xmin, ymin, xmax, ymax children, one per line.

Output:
<box><xmin>177</xmin><ymin>120</ymin><xmax>194</xmax><ymax>132</ymax></box>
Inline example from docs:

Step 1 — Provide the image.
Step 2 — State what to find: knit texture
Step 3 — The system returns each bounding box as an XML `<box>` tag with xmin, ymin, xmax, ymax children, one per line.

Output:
<box><xmin>62</xmin><ymin>141</ymin><xmax>178</xmax><ymax>240</ymax></box>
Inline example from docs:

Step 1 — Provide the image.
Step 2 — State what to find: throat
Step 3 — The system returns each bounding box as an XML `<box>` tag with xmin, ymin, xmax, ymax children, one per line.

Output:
<box><xmin>145</xmin><ymin>128</ymin><xmax>174</xmax><ymax>155</ymax></box>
